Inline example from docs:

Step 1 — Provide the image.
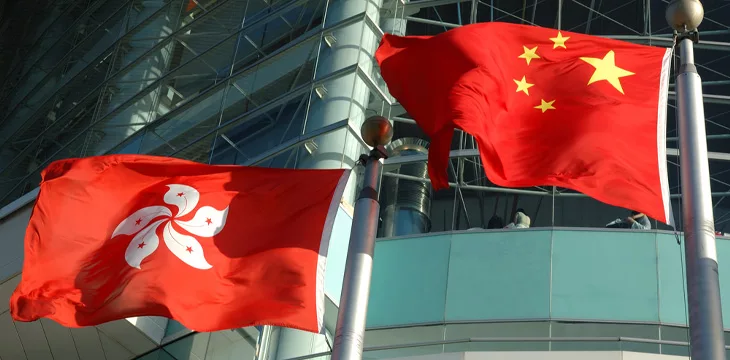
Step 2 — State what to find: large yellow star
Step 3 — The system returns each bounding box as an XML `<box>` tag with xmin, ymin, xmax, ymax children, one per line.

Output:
<box><xmin>518</xmin><ymin>46</ymin><xmax>540</xmax><ymax>65</ymax></box>
<box><xmin>579</xmin><ymin>50</ymin><xmax>635</xmax><ymax>94</ymax></box>
<box><xmin>513</xmin><ymin>76</ymin><xmax>534</xmax><ymax>95</ymax></box>
<box><xmin>535</xmin><ymin>99</ymin><xmax>556</xmax><ymax>113</ymax></box>
<box><xmin>550</xmin><ymin>31</ymin><xmax>570</xmax><ymax>49</ymax></box>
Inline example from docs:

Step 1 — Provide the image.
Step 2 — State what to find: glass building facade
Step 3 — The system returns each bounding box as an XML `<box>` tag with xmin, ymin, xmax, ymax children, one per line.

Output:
<box><xmin>2</xmin><ymin>0</ymin><xmax>730</xmax><ymax>359</ymax></box>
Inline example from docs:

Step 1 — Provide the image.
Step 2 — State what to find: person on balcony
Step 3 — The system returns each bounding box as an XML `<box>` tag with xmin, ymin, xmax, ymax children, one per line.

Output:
<box><xmin>625</xmin><ymin>210</ymin><xmax>651</xmax><ymax>230</ymax></box>
<box><xmin>606</xmin><ymin>210</ymin><xmax>651</xmax><ymax>229</ymax></box>
<box><xmin>487</xmin><ymin>215</ymin><xmax>504</xmax><ymax>229</ymax></box>
<box><xmin>505</xmin><ymin>208</ymin><xmax>531</xmax><ymax>229</ymax></box>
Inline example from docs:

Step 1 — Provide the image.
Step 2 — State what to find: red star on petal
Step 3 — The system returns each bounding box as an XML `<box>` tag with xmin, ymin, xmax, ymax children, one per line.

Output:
<box><xmin>138</xmin><ymin>242</ymin><xmax>146</xmax><ymax>249</ymax></box>
<box><xmin>205</xmin><ymin>218</ymin><xmax>212</xmax><ymax>225</ymax></box>
<box><xmin>186</xmin><ymin>246</ymin><xmax>193</xmax><ymax>253</ymax></box>
<box><xmin>177</xmin><ymin>192</ymin><xmax>184</xmax><ymax>197</ymax></box>
<box><xmin>135</xmin><ymin>218</ymin><xmax>142</xmax><ymax>225</ymax></box>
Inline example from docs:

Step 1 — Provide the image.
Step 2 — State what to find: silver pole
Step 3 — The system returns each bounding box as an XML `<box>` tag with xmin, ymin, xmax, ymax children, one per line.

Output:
<box><xmin>668</xmin><ymin>1</ymin><xmax>726</xmax><ymax>359</ymax></box>
<box><xmin>331</xmin><ymin>117</ymin><xmax>392</xmax><ymax>360</ymax></box>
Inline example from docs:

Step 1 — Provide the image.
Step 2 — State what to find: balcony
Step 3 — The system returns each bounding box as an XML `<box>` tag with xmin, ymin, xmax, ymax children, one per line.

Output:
<box><xmin>361</xmin><ymin>228</ymin><xmax>730</xmax><ymax>358</ymax></box>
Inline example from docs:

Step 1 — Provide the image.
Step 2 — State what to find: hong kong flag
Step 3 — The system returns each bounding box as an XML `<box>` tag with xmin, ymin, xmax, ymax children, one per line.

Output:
<box><xmin>10</xmin><ymin>155</ymin><xmax>349</xmax><ymax>333</ymax></box>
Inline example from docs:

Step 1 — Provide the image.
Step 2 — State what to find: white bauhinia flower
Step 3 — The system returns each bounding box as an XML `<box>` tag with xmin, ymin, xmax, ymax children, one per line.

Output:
<box><xmin>113</xmin><ymin>184</ymin><xmax>229</xmax><ymax>270</ymax></box>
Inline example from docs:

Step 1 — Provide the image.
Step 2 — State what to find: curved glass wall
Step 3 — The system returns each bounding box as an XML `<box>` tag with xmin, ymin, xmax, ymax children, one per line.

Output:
<box><xmin>0</xmin><ymin>0</ymin><xmax>388</xmax><ymax>209</ymax></box>
<box><xmin>363</xmin><ymin>229</ymin><xmax>730</xmax><ymax>359</ymax></box>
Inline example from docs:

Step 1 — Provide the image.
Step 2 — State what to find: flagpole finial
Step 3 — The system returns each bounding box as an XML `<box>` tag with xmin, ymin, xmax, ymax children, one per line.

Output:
<box><xmin>666</xmin><ymin>0</ymin><xmax>704</xmax><ymax>32</ymax></box>
<box><xmin>361</xmin><ymin>116</ymin><xmax>393</xmax><ymax>147</ymax></box>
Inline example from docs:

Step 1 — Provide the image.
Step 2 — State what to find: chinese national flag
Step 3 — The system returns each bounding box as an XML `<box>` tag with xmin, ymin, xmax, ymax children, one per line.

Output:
<box><xmin>10</xmin><ymin>155</ymin><xmax>349</xmax><ymax>333</ymax></box>
<box><xmin>376</xmin><ymin>22</ymin><xmax>673</xmax><ymax>224</ymax></box>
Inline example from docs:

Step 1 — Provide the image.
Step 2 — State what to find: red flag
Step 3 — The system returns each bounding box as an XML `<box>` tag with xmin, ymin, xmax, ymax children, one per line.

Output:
<box><xmin>376</xmin><ymin>22</ymin><xmax>673</xmax><ymax>224</ymax></box>
<box><xmin>10</xmin><ymin>155</ymin><xmax>349</xmax><ymax>333</ymax></box>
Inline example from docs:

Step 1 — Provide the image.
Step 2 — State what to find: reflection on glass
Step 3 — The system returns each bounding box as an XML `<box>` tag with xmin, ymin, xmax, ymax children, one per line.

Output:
<box><xmin>211</xmin><ymin>93</ymin><xmax>309</xmax><ymax>166</ymax></box>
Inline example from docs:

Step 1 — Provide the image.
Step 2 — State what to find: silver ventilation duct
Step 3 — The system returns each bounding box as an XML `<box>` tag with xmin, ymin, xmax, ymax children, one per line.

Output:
<box><xmin>380</xmin><ymin>138</ymin><xmax>432</xmax><ymax>237</ymax></box>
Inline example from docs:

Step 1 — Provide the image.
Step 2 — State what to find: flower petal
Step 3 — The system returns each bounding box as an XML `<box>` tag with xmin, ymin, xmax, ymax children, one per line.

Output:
<box><xmin>164</xmin><ymin>184</ymin><xmax>200</xmax><ymax>218</ymax></box>
<box><xmin>162</xmin><ymin>222</ymin><xmax>212</xmax><ymax>270</ymax></box>
<box><xmin>125</xmin><ymin>219</ymin><xmax>164</xmax><ymax>269</ymax></box>
<box><xmin>112</xmin><ymin>206</ymin><xmax>172</xmax><ymax>238</ymax></box>
<box><xmin>174</xmin><ymin>206</ymin><xmax>229</xmax><ymax>238</ymax></box>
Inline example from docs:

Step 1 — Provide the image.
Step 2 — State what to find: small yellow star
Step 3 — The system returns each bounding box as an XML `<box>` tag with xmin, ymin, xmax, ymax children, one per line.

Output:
<box><xmin>550</xmin><ymin>31</ymin><xmax>570</xmax><ymax>49</ymax></box>
<box><xmin>518</xmin><ymin>46</ymin><xmax>540</xmax><ymax>65</ymax></box>
<box><xmin>513</xmin><ymin>76</ymin><xmax>534</xmax><ymax>95</ymax></box>
<box><xmin>535</xmin><ymin>99</ymin><xmax>556</xmax><ymax>113</ymax></box>
<box><xmin>579</xmin><ymin>50</ymin><xmax>635</xmax><ymax>94</ymax></box>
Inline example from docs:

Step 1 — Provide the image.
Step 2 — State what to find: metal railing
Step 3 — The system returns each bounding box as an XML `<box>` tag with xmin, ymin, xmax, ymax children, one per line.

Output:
<box><xmin>284</xmin><ymin>336</ymin><xmax>703</xmax><ymax>360</ymax></box>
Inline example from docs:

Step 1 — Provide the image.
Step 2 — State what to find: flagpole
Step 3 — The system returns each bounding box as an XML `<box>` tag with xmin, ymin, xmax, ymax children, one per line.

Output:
<box><xmin>331</xmin><ymin>116</ymin><xmax>392</xmax><ymax>360</ymax></box>
<box><xmin>667</xmin><ymin>1</ymin><xmax>726</xmax><ymax>359</ymax></box>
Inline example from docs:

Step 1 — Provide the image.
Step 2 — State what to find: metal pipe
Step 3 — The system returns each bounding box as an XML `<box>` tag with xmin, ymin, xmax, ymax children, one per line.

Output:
<box><xmin>382</xmin><ymin>172</ymin><xmax>730</xmax><ymax>198</ymax></box>
<box><xmin>331</xmin><ymin>150</ymin><xmax>384</xmax><ymax>360</ymax></box>
<box><xmin>675</xmin><ymin>34</ymin><xmax>727</xmax><ymax>360</ymax></box>
<box><xmin>404</xmin><ymin>16</ymin><xmax>460</xmax><ymax>28</ymax></box>
<box><xmin>667</xmin><ymin>134</ymin><xmax>730</xmax><ymax>142</ymax></box>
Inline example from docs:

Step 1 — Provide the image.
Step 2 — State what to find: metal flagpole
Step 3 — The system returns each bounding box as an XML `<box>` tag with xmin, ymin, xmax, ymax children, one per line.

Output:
<box><xmin>667</xmin><ymin>1</ymin><xmax>726</xmax><ymax>359</ymax></box>
<box><xmin>331</xmin><ymin>116</ymin><xmax>392</xmax><ymax>360</ymax></box>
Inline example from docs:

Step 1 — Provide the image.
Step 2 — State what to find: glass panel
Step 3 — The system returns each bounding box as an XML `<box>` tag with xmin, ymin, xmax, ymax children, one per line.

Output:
<box><xmin>136</xmin><ymin>348</ymin><xmax>177</xmax><ymax>360</ymax></box>
<box><xmin>18</xmin><ymin>2</ymin><xmax>85</xmax><ymax>76</ymax></box>
<box><xmin>363</xmin><ymin>325</ymin><xmax>446</xmax><ymax>359</ymax></box>
<box><xmin>240</xmin><ymin>126</ymin><xmax>349</xmax><ymax>170</ymax></box>
<box><xmin>305</xmin><ymin>71</ymin><xmax>357</xmax><ymax>134</ymax></box>
<box><xmin>210</xmin><ymin>92</ymin><xmax>309</xmax><ymax>166</ymax></box>
<box><xmin>169</xmin><ymin>133</ymin><xmax>217</xmax><ymax>163</ymax></box>
<box><xmin>183</xmin><ymin>0</ymin><xmax>246</xmax><ymax>37</ymax></box>
<box><xmin>313</xmin><ymin>21</ymin><xmax>364</xmax><ymax>80</ymax></box>
<box><xmin>718</xmin><ymin>237</ymin><xmax>730</xmax><ymax>330</ymax></box>
<box><xmin>363</xmin><ymin>23</ymin><xmax>389</xmax><ymax>96</ymax></box>
<box><xmin>89</xmin><ymin>85</ymin><xmax>161</xmax><ymax>156</ymax></box>
<box><xmin>550</xmin><ymin>322</ymin><xmax>659</xmax><ymax>353</ymax></box>
<box><xmin>164</xmin><ymin>320</ymin><xmax>190</xmax><ymax>341</ymax></box>
<box><xmin>445</xmin><ymin>230</ymin><xmax>551</xmax><ymax>321</ymax></box>
<box><xmin>121</xmin><ymin>3</ymin><xmax>183</xmax><ymax>68</ymax></box>
<box><xmin>127</xmin><ymin>1</ymin><xmax>182</xmax><ymax>32</ymax></box>
<box><xmin>444</xmin><ymin>322</ymin><xmax>550</xmax><ymax>352</ymax></box>
<box><xmin>223</xmin><ymin>36</ymin><xmax>319</xmax><ymax>126</ymax></box>
<box><xmin>657</xmin><ymin>233</ymin><xmax>688</xmax><ymax>326</ymax></box>
<box><xmin>16</xmin><ymin>1</ymin><xmax>128</xmax><ymax>110</ymax></box>
<box><xmin>367</xmin><ymin>235</ymin><xmax>451</xmax><ymax>327</ymax></box>
<box><xmin>59</xmin><ymin>6</ymin><xmax>128</xmax><ymax>83</ymax></box>
<box><xmin>162</xmin><ymin>328</ymin><xmax>259</xmax><ymax>360</ymax></box>
<box><xmin>164</xmin><ymin>36</ymin><xmax>238</xmax><ymax>101</ymax></box>
<box><xmin>322</xmin><ymin>0</ymin><xmax>368</xmax><ymax>28</ymax></box>
<box><xmin>163</xmin><ymin>332</ymin><xmax>211</xmax><ymax>360</ymax></box>
<box><xmin>139</xmin><ymin>85</ymin><xmax>225</xmax><ymax>156</ymax></box>
<box><xmin>231</xmin><ymin>0</ymin><xmax>325</xmax><ymax>73</ymax></box>
<box><xmin>660</xmin><ymin>325</ymin><xmax>690</xmax><ymax>356</ymax></box>
<box><xmin>324</xmin><ymin>206</ymin><xmax>354</xmax><ymax>304</ymax></box>
<box><xmin>551</xmin><ymin>230</ymin><xmax>660</xmax><ymax>322</ymax></box>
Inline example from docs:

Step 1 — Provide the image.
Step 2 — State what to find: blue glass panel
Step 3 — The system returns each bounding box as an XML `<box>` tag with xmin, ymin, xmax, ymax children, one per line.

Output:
<box><xmin>551</xmin><ymin>230</ymin><xmax>659</xmax><ymax>322</ymax></box>
<box><xmin>163</xmin><ymin>319</ymin><xmax>191</xmax><ymax>343</ymax></box>
<box><xmin>716</xmin><ymin>238</ymin><xmax>730</xmax><ymax>329</ymax></box>
<box><xmin>367</xmin><ymin>235</ymin><xmax>451</xmax><ymax>327</ymax></box>
<box><xmin>324</xmin><ymin>206</ymin><xmax>353</xmax><ymax>304</ymax></box>
<box><xmin>444</xmin><ymin>230</ymin><xmax>551</xmax><ymax>321</ymax></box>
<box><xmin>657</xmin><ymin>233</ymin><xmax>688</xmax><ymax>325</ymax></box>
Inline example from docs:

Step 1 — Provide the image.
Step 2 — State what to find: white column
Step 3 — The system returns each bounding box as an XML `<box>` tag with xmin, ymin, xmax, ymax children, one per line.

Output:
<box><xmin>269</xmin><ymin>0</ymin><xmax>383</xmax><ymax>358</ymax></box>
<box><xmin>299</xmin><ymin>0</ymin><xmax>383</xmax><ymax>205</ymax></box>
